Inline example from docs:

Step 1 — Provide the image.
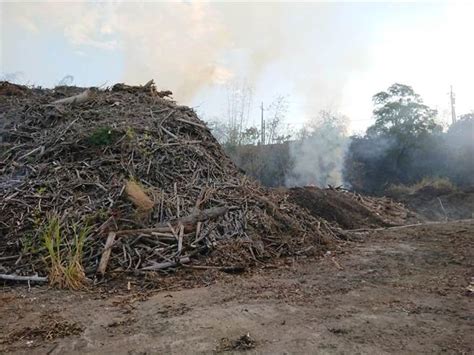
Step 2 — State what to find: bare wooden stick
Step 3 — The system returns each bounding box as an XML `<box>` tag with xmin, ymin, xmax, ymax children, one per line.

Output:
<box><xmin>176</xmin><ymin>118</ymin><xmax>206</xmax><ymax>129</ymax></box>
<box><xmin>437</xmin><ymin>197</ymin><xmax>448</xmax><ymax>221</ymax></box>
<box><xmin>143</xmin><ymin>79</ymin><xmax>154</xmax><ymax>89</ymax></box>
<box><xmin>0</xmin><ymin>274</ymin><xmax>48</xmax><ymax>282</ymax></box>
<box><xmin>115</xmin><ymin>206</ymin><xmax>228</xmax><ymax>236</ymax></box>
<box><xmin>177</xmin><ymin>224</ymin><xmax>184</xmax><ymax>255</ymax></box>
<box><xmin>141</xmin><ymin>257</ymin><xmax>190</xmax><ymax>271</ymax></box>
<box><xmin>52</xmin><ymin>89</ymin><xmax>92</xmax><ymax>105</ymax></box>
<box><xmin>97</xmin><ymin>232</ymin><xmax>116</xmax><ymax>275</ymax></box>
<box><xmin>18</xmin><ymin>145</ymin><xmax>44</xmax><ymax>161</ymax></box>
<box><xmin>0</xmin><ymin>255</ymin><xmax>20</xmax><ymax>262</ymax></box>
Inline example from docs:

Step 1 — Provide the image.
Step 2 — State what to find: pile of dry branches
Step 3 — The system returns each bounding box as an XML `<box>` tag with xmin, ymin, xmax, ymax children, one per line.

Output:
<box><xmin>0</xmin><ymin>81</ymin><xmax>335</xmax><ymax>284</ymax></box>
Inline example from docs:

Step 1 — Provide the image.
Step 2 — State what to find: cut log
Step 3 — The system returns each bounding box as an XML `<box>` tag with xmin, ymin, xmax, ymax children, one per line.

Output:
<box><xmin>52</xmin><ymin>89</ymin><xmax>92</xmax><ymax>105</ymax></box>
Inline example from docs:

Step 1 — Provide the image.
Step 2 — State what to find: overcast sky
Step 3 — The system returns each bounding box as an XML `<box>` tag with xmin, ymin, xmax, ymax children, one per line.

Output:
<box><xmin>1</xmin><ymin>1</ymin><xmax>473</xmax><ymax>133</ymax></box>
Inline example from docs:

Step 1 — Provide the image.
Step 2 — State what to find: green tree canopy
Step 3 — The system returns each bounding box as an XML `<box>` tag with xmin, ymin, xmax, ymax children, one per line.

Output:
<box><xmin>344</xmin><ymin>84</ymin><xmax>447</xmax><ymax>193</ymax></box>
<box><xmin>368</xmin><ymin>83</ymin><xmax>440</xmax><ymax>139</ymax></box>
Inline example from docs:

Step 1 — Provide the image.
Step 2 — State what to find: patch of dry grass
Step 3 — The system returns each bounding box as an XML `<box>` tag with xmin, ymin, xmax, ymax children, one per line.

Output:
<box><xmin>42</xmin><ymin>216</ymin><xmax>89</xmax><ymax>290</ymax></box>
<box><xmin>387</xmin><ymin>177</ymin><xmax>456</xmax><ymax>197</ymax></box>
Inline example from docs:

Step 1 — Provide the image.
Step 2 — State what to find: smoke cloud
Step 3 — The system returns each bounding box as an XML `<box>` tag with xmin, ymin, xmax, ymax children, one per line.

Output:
<box><xmin>286</xmin><ymin>111</ymin><xmax>350</xmax><ymax>187</ymax></box>
<box><xmin>2</xmin><ymin>2</ymin><xmax>374</xmax><ymax>106</ymax></box>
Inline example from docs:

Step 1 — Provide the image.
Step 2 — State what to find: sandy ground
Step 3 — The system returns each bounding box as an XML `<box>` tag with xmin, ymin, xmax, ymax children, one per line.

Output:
<box><xmin>1</xmin><ymin>220</ymin><xmax>473</xmax><ymax>354</ymax></box>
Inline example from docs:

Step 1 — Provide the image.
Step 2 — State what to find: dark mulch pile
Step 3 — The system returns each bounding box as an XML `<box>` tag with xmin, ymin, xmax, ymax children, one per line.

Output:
<box><xmin>288</xmin><ymin>186</ymin><xmax>417</xmax><ymax>230</ymax></box>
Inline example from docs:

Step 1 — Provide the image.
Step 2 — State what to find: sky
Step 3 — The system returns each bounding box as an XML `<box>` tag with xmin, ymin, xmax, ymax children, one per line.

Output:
<box><xmin>1</xmin><ymin>1</ymin><xmax>473</xmax><ymax>134</ymax></box>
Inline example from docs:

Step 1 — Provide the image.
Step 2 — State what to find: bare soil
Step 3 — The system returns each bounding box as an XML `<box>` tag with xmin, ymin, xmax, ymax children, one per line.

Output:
<box><xmin>1</xmin><ymin>220</ymin><xmax>473</xmax><ymax>354</ymax></box>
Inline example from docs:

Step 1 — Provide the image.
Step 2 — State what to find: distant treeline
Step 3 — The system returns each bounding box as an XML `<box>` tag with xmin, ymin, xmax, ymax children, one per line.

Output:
<box><xmin>211</xmin><ymin>83</ymin><xmax>474</xmax><ymax>194</ymax></box>
<box><xmin>344</xmin><ymin>84</ymin><xmax>473</xmax><ymax>194</ymax></box>
<box><xmin>345</xmin><ymin>112</ymin><xmax>474</xmax><ymax>194</ymax></box>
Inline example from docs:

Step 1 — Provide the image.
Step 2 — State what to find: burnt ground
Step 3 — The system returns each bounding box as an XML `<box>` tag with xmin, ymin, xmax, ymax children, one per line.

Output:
<box><xmin>1</xmin><ymin>220</ymin><xmax>473</xmax><ymax>354</ymax></box>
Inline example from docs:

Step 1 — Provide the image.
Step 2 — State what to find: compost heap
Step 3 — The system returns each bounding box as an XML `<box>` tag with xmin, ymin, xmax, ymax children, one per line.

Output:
<box><xmin>0</xmin><ymin>81</ymin><xmax>336</xmax><ymax>283</ymax></box>
<box><xmin>289</xmin><ymin>186</ymin><xmax>417</xmax><ymax>229</ymax></box>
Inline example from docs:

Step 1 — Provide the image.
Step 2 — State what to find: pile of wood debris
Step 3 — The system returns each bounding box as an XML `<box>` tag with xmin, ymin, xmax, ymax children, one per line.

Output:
<box><xmin>0</xmin><ymin>81</ymin><xmax>336</xmax><ymax>285</ymax></box>
<box><xmin>288</xmin><ymin>186</ymin><xmax>418</xmax><ymax>230</ymax></box>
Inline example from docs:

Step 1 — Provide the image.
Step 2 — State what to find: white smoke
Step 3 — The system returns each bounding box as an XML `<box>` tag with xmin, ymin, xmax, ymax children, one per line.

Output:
<box><xmin>286</xmin><ymin>111</ymin><xmax>350</xmax><ymax>187</ymax></box>
<box><xmin>2</xmin><ymin>2</ymin><xmax>373</xmax><ymax>105</ymax></box>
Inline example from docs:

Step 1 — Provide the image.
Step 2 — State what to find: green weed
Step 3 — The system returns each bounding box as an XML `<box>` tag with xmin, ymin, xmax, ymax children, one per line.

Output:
<box><xmin>42</xmin><ymin>216</ymin><xmax>90</xmax><ymax>289</ymax></box>
<box><xmin>87</xmin><ymin>127</ymin><xmax>119</xmax><ymax>146</ymax></box>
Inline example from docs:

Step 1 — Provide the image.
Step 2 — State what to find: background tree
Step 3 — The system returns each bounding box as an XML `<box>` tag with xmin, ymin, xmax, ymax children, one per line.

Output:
<box><xmin>264</xmin><ymin>96</ymin><xmax>291</xmax><ymax>144</ymax></box>
<box><xmin>224</xmin><ymin>80</ymin><xmax>254</xmax><ymax>146</ymax></box>
<box><xmin>445</xmin><ymin>113</ymin><xmax>474</xmax><ymax>186</ymax></box>
<box><xmin>344</xmin><ymin>83</ymin><xmax>473</xmax><ymax>194</ymax></box>
<box><xmin>368</xmin><ymin>84</ymin><xmax>442</xmax><ymax>182</ymax></box>
<box><xmin>368</xmin><ymin>83</ymin><xmax>439</xmax><ymax>138</ymax></box>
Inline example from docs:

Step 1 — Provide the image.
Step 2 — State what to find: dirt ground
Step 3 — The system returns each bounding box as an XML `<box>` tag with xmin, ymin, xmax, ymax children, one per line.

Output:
<box><xmin>1</xmin><ymin>220</ymin><xmax>473</xmax><ymax>354</ymax></box>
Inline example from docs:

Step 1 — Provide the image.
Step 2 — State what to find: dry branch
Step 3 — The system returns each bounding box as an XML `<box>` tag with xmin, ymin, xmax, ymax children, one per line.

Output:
<box><xmin>52</xmin><ymin>89</ymin><xmax>92</xmax><ymax>105</ymax></box>
<box><xmin>0</xmin><ymin>274</ymin><xmax>48</xmax><ymax>283</ymax></box>
<box><xmin>141</xmin><ymin>257</ymin><xmax>191</xmax><ymax>271</ymax></box>
<box><xmin>97</xmin><ymin>232</ymin><xmax>116</xmax><ymax>275</ymax></box>
<box><xmin>115</xmin><ymin>206</ymin><xmax>228</xmax><ymax>236</ymax></box>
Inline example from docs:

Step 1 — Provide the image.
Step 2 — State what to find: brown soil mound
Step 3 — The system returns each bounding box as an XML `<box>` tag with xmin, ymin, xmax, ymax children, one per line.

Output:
<box><xmin>0</xmin><ymin>82</ymin><xmax>335</xmax><ymax>285</ymax></box>
<box><xmin>288</xmin><ymin>186</ymin><xmax>416</xmax><ymax>229</ymax></box>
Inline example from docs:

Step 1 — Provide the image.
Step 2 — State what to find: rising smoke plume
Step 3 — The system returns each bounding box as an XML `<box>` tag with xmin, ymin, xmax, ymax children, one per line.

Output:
<box><xmin>2</xmin><ymin>2</ymin><xmax>373</xmax><ymax>106</ymax></box>
<box><xmin>285</xmin><ymin>111</ymin><xmax>350</xmax><ymax>188</ymax></box>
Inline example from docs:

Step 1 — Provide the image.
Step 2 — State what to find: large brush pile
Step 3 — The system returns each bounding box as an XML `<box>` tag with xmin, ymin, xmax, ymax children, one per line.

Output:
<box><xmin>0</xmin><ymin>81</ymin><xmax>335</xmax><ymax>284</ymax></box>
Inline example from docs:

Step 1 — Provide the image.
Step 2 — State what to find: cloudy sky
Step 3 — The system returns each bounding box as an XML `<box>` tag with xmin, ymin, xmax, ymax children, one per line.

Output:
<box><xmin>1</xmin><ymin>1</ymin><xmax>473</xmax><ymax>133</ymax></box>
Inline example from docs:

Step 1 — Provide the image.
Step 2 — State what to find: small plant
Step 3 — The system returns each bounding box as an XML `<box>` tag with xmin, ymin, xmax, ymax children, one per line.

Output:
<box><xmin>36</xmin><ymin>186</ymin><xmax>47</xmax><ymax>195</ymax></box>
<box><xmin>21</xmin><ymin>232</ymin><xmax>37</xmax><ymax>254</ymax></box>
<box><xmin>87</xmin><ymin>127</ymin><xmax>118</xmax><ymax>146</ymax></box>
<box><xmin>42</xmin><ymin>216</ymin><xmax>90</xmax><ymax>289</ymax></box>
<box><xmin>125</xmin><ymin>126</ymin><xmax>136</xmax><ymax>140</ymax></box>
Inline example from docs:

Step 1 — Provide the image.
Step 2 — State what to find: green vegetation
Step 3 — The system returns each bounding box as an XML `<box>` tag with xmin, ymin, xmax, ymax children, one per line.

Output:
<box><xmin>87</xmin><ymin>127</ymin><xmax>119</xmax><ymax>146</ymax></box>
<box><xmin>42</xmin><ymin>216</ymin><xmax>90</xmax><ymax>289</ymax></box>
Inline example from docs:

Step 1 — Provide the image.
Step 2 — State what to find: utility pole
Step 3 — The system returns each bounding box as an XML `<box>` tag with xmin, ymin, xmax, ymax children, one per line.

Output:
<box><xmin>260</xmin><ymin>102</ymin><xmax>265</xmax><ymax>145</ymax></box>
<box><xmin>450</xmin><ymin>85</ymin><xmax>457</xmax><ymax>125</ymax></box>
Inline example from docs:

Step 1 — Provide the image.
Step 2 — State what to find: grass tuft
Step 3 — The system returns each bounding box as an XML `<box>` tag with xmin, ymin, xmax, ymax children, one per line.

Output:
<box><xmin>42</xmin><ymin>216</ymin><xmax>90</xmax><ymax>290</ymax></box>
